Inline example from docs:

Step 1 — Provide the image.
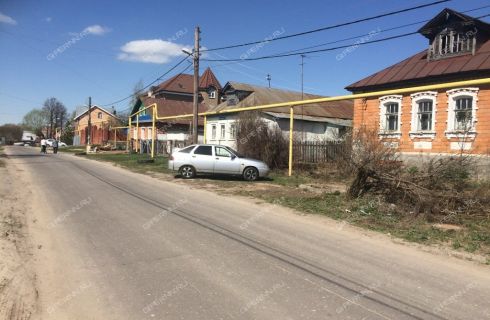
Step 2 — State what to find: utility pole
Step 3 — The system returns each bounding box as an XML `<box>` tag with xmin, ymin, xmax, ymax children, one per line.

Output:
<box><xmin>300</xmin><ymin>55</ymin><xmax>306</xmax><ymax>141</ymax></box>
<box><xmin>87</xmin><ymin>96</ymin><xmax>92</xmax><ymax>147</ymax></box>
<box><xmin>266</xmin><ymin>74</ymin><xmax>271</xmax><ymax>88</ymax></box>
<box><xmin>192</xmin><ymin>26</ymin><xmax>200</xmax><ymax>144</ymax></box>
<box><xmin>301</xmin><ymin>55</ymin><xmax>305</xmax><ymax>100</ymax></box>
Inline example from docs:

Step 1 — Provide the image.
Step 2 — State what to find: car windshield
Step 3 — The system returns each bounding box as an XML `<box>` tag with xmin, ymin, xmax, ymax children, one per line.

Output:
<box><xmin>224</xmin><ymin>146</ymin><xmax>244</xmax><ymax>158</ymax></box>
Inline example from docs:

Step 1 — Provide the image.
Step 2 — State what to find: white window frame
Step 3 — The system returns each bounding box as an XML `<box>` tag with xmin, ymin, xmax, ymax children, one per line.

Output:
<box><xmin>445</xmin><ymin>88</ymin><xmax>478</xmax><ymax>139</ymax></box>
<box><xmin>220</xmin><ymin>124</ymin><xmax>226</xmax><ymax>139</ymax></box>
<box><xmin>230</xmin><ymin>123</ymin><xmax>236</xmax><ymax>139</ymax></box>
<box><xmin>409</xmin><ymin>91</ymin><xmax>437</xmax><ymax>139</ymax></box>
<box><xmin>379</xmin><ymin>95</ymin><xmax>403</xmax><ymax>138</ymax></box>
<box><xmin>211</xmin><ymin>124</ymin><xmax>216</xmax><ymax>140</ymax></box>
<box><xmin>209</xmin><ymin>90</ymin><xmax>216</xmax><ymax>99</ymax></box>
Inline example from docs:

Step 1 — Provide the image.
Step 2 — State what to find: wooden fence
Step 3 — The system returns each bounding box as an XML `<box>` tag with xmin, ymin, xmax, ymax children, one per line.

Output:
<box><xmin>293</xmin><ymin>140</ymin><xmax>348</xmax><ymax>163</ymax></box>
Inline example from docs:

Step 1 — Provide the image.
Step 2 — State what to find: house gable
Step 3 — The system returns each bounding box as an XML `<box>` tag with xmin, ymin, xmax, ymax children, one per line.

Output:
<box><xmin>346</xmin><ymin>9</ymin><xmax>490</xmax><ymax>92</ymax></box>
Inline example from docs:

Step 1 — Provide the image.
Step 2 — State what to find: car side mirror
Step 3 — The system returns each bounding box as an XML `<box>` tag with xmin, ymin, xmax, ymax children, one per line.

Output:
<box><xmin>231</xmin><ymin>155</ymin><xmax>236</xmax><ymax>160</ymax></box>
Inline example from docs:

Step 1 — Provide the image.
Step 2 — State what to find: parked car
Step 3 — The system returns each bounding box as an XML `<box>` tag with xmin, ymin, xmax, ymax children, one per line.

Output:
<box><xmin>168</xmin><ymin>144</ymin><xmax>270</xmax><ymax>181</ymax></box>
<box><xmin>46</xmin><ymin>139</ymin><xmax>67</xmax><ymax>147</ymax></box>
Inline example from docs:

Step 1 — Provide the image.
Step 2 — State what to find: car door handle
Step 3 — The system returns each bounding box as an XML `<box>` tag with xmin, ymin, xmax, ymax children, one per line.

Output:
<box><xmin>215</xmin><ymin>158</ymin><xmax>219</xmax><ymax>160</ymax></box>
<box><xmin>192</xmin><ymin>155</ymin><xmax>196</xmax><ymax>158</ymax></box>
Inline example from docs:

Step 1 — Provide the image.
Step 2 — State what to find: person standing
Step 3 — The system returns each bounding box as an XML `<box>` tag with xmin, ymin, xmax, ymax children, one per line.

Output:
<box><xmin>52</xmin><ymin>139</ymin><xmax>59</xmax><ymax>154</ymax></box>
<box><xmin>40</xmin><ymin>138</ymin><xmax>47</xmax><ymax>154</ymax></box>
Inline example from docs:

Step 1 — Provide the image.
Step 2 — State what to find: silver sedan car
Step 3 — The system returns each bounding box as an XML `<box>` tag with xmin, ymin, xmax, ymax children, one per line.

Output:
<box><xmin>168</xmin><ymin>144</ymin><xmax>270</xmax><ymax>181</ymax></box>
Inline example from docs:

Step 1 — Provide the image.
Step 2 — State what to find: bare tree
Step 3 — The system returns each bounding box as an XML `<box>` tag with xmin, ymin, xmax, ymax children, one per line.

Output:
<box><xmin>42</xmin><ymin>97</ymin><xmax>67</xmax><ymax>138</ymax></box>
<box><xmin>128</xmin><ymin>79</ymin><xmax>145</xmax><ymax>111</ymax></box>
<box><xmin>236</xmin><ymin>111</ymin><xmax>289</xmax><ymax>169</ymax></box>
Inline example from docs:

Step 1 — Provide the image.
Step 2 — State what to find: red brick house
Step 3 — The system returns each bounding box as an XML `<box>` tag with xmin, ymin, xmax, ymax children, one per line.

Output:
<box><xmin>346</xmin><ymin>9</ymin><xmax>490</xmax><ymax>155</ymax></box>
<box><xmin>130</xmin><ymin>67</ymin><xmax>221</xmax><ymax>152</ymax></box>
<box><xmin>74</xmin><ymin>106</ymin><xmax>124</xmax><ymax>146</ymax></box>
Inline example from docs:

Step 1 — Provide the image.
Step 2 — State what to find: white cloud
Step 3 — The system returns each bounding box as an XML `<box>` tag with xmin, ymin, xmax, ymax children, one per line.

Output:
<box><xmin>118</xmin><ymin>39</ymin><xmax>191</xmax><ymax>64</ymax></box>
<box><xmin>83</xmin><ymin>25</ymin><xmax>111</xmax><ymax>36</ymax></box>
<box><xmin>0</xmin><ymin>12</ymin><xmax>17</xmax><ymax>25</ymax></box>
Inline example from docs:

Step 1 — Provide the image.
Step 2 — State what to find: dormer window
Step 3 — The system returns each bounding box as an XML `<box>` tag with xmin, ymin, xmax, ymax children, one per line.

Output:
<box><xmin>209</xmin><ymin>90</ymin><xmax>216</xmax><ymax>99</ymax></box>
<box><xmin>429</xmin><ymin>29</ymin><xmax>476</xmax><ymax>60</ymax></box>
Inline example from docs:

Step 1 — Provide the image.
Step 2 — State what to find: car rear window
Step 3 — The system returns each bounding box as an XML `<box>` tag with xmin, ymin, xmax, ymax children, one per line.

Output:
<box><xmin>179</xmin><ymin>146</ymin><xmax>195</xmax><ymax>153</ymax></box>
<box><xmin>194</xmin><ymin>146</ymin><xmax>213</xmax><ymax>156</ymax></box>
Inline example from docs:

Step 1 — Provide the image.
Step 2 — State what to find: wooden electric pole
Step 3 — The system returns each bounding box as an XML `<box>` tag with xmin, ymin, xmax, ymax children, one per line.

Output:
<box><xmin>192</xmin><ymin>26</ymin><xmax>200</xmax><ymax>144</ymax></box>
<box><xmin>300</xmin><ymin>55</ymin><xmax>306</xmax><ymax>141</ymax></box>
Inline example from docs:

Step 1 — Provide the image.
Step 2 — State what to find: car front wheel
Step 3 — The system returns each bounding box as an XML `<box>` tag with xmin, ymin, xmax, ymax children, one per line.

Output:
<box><xmin>243</xmin><ymin>167</ymin><xmax>259</xmax><ymax>181</ymax></box>
<box><xmin>180</xmin><ymin>165</ymin><xmax>195</xmax><ymax>179</ymax></box>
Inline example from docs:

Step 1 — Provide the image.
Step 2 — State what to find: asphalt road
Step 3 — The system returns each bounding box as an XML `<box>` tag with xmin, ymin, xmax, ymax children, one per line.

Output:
<box><xmin>5</xmin><ymin>146</ymin><xmax>490</xmax><ymax>320</ymax></box>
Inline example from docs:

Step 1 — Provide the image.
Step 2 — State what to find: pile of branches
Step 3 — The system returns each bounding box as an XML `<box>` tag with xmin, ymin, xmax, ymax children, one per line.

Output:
<box><xmin>343</xmin><ymin>128</ymin><xmax>489</xmax><ymax>218</ymax></box>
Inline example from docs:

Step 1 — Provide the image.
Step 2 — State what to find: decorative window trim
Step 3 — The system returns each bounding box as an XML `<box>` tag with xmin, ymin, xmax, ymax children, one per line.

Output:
<box><xmin>409</xmin><ymin>91</ymin><xmax>437</xmax><ymax>139</ymax></box>
<box><xmin>379</xmin><ymin>95</ymin><xmax>403</xmax><ymax>139</ymax></box>
<box><xmin>230</xmin><ymin>123</ymin><xmax>236</xmax><ymax>139</ymax></box>
<box><xmin>445</xmin><ymin>88</ymin><xmax>478</xmax><ymax>139</ymax></box>
<box><xmin>220</xmin><ymin>124</ymin><xmax>226</xmax><ymax>139</ymax></box>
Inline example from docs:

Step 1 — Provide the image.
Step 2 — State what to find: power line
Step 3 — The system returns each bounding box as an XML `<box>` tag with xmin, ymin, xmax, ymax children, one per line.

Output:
<box><xmin>113</xmin><ymin>61</ymin><xmax>194</xmax><ymax>115</ymax></box>
<box><xmin>202</xmin><ymin>12</ymin><xmax>490</xmax><ymax>63</ymax></box>
<box><xmin>280</xmin><ymin>10</ymin><xmax>490</xmax><ymax>56</ymax></box>
<box><xmin>201</xmin><ymin>0</ymin><xmax>451</xmax><ymax>53</ymax></box>
<box><xmin>202</xmin><ymin>31</ymin><xmax>418</xmax><ymax>62</ymax></box>
<box><xmin>100</xmin><ymin>56</ymin><xmax>191</xmax><ymax>108</ymax></box>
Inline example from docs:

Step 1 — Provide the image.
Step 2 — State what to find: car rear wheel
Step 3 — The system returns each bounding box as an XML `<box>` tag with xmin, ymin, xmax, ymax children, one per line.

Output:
<box><xmin>243</xmin><ymin>167</ymin><xmax>259</xmax><ymax>181</ymax></box>
<box><xmin>180</xmin><ymin>165</ymin><xmax>195</xmax><ymax>179</ymax></box>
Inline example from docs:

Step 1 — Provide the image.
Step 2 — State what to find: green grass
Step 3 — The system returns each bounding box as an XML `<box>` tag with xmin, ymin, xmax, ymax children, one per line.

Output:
<box><xmin>80</xmin><ymin>152</ymin><xmax>171</xmax><ymax>175</ymax></box>
<box><xmin>234</xmin><ymin>189</ymin><xmax>490</xmax><ymax>258</ymax></box>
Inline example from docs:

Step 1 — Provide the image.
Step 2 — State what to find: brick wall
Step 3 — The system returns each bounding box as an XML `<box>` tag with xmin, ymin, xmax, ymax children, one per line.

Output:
<box><xmin>353</xmin><ymin>84</ymin><xmax>490</xmax><ymax>155</ymax></box>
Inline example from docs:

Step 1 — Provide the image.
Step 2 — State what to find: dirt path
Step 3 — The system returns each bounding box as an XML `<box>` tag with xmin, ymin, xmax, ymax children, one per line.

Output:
<box><xmin>0</xmin><ymin>161</ymin><xmax>38</xmax><ymax>319</ymax></box>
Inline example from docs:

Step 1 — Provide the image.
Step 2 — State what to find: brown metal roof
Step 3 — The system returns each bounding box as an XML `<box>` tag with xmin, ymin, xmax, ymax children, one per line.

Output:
<box><xmin>346</xmin><ymin>39</ymin><xmax>490</xmax><ymax>92</ymax></box>
<box><xmin>199</xmin><ymin>67</ymin><xmax>222</xmax><ymax>90</ymax></box>
<box><xmin>141</xmin><ymin>96</ymin><xmax>208</xmax><ymax>125</ymax></box>
<box><xmin>154</xmin><ymin>73</ymin><xmax>194</xmax><ymax>94</ymax></box>
<box><xmin>152</xmin><ymin>67</ymin><xmax>220</xmax><ymax>95</ymax></box>
<box><xmin>211</xmin><ymin>82</ymin><xmax>353</xmax><ymax>119</ymax></box>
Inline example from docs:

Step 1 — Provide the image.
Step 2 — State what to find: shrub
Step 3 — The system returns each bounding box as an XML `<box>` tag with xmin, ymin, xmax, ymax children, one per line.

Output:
<box><xmin>235</xmin><ymin>111</ymin><xmax>289</xmax><ymax>169</ymax></box>
<box><xmin>343</xmin><ymin>127</ymin><xmax>489</xmax><ymax>218</ymax></box>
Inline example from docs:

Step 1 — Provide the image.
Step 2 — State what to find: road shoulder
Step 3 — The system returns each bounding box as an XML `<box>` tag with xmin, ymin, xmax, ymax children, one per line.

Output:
<box><xmin>0</xmin><ymin>154</ymin><xmax>38</xmax><ymax>319</ymax></box>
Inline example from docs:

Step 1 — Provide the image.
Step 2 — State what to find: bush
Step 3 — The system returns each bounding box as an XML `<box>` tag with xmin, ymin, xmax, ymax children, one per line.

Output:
<box><xmin>236</xmin><ymin>112</ymin><xmax>289</xmax><ymax>169</ymax></box>
<box><xmin>0</xmin><ymin>124</ymin><xmax>23</xmax><ymax>144</ymax></box>
<box><xmin>343</xmin><ymin>127</ymin><xmax>489</xmax><ymax>219</ymax></box>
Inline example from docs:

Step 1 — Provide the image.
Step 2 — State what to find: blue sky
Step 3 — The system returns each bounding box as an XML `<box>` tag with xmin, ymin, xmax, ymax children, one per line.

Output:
<box><xmin>1</xmin><ymin>0</ymin><xmax>489</xmax><ymax>124</ymax></box>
